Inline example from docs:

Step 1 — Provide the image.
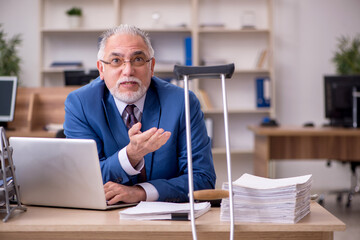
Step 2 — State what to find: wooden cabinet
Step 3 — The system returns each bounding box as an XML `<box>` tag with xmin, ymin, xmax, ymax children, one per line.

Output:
<box><xmin>7</xmin><ymin>87</ymin><xmax>78</xmax><ymax>138</ymax></box>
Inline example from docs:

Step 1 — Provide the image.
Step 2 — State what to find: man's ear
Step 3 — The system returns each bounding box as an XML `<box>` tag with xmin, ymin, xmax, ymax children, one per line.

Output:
<box><xmin>97</xmin><ymin>60</ymin><xmax>105</xmax><ymax>80</ymax></box>
<box><xmin>150</xmin><ymin>57</ymin><xmax>156</xmax><ymax>76</ymax></box>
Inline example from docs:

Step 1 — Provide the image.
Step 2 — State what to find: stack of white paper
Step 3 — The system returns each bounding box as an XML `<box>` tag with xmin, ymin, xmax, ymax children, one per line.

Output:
<box><xmin>220</xmin><ymin>173</ymin><xmax>312</xmax><ymax>223</ymax></box>
<box><xmin>119</xmin><ymin>201</ymin><xmax>211</xmax><ymax>221</ymax></box>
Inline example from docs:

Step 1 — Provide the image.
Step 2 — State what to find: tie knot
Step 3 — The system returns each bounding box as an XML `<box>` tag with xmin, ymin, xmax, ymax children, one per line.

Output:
<box><xmin>124</xmin><ymin>104</ymin><xmax>138</xmax><ymax>129</ymax></box>
<box><xmin>125</xmin><ymin>104</ymin><xmax>136</xmax><ymax>115</ymax></box>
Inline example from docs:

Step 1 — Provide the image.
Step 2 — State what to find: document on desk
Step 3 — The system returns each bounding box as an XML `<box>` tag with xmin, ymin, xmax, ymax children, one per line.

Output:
<box><xmin>221</xmin><ymin>173</ymin><xmax>313</xmax><ymax>223</ymax></box>
<box><xmin>0</xmin><ymin>177</ymin><xmax>14</xmax><ymax>207</ymax></box>
<box><xmin>119</xmin><ymin>201</ymin><xmax>211</xmax><ymax>220</ymax></box>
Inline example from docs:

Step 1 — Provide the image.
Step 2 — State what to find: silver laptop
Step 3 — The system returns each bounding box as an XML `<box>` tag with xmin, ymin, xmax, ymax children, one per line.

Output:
<box><xmin>9</xmin><ymin>137</ymin><xmax>135</xmax><ymax>210</ymax></box>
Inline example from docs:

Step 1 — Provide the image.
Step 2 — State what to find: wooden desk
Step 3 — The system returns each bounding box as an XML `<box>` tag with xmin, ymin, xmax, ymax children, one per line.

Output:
<box><xmin>0</xmin><ymin>203</ymin><xmax>345</xmax><ymax>240</ymax></box>
<box><xmin>248</xmin><ymin>125</ymin><xmax>360</xmax><ymax>177</ymax></box>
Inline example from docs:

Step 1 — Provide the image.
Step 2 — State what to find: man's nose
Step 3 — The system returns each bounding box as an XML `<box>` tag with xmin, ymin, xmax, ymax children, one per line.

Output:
<box><xmin>121</xmin><ymin>61</ymin><xmax>134</xmax><ymax>75</ymax></box>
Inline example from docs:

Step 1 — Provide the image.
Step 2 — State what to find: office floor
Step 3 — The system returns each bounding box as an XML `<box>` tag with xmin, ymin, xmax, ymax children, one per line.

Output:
<box><xmin>320</xmin><ymin>192</ymin><xmax>360</xmax><ymax>240</ymax></box>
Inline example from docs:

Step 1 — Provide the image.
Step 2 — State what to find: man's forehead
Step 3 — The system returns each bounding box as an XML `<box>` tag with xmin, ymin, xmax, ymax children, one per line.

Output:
<box><xmin>109</xmin><ymin>50</ymin><xmax>147</xmax><ymax>57</ymax></box>
<box><xmin>105</xmin><ymin>34</ymin><xmax>149</xmax><ymax>56</ymax></box>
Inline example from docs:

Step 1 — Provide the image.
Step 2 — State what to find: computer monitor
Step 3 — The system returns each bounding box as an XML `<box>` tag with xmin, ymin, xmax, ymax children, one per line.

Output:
<box><xmin>324</xmin><ymin>75</ymin><xmax>360</xmax><ymax>127</ymax></box>
<box><xmin>0</xmin><ymin>76</ymin><xmax>17</xmax><ymax>128</ymax></box>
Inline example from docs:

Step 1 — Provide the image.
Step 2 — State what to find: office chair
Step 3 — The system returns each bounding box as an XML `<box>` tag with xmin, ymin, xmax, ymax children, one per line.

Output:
<box><xmin>347</xmin><ymin>162</ymin><xmax>360</xmax><ymax>206</ymax></box>
<box><xmin>320</xmin><ymin>160</ymin><xmax>360</xmax><ymax>207</ymax></box>
<box><xmin>55</xmin><ymin>129</ymin><xmax>66</xmax><ymax>138</ymax></box>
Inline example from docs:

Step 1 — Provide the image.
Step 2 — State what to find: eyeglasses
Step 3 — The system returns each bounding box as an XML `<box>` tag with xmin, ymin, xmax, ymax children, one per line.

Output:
<box><xmin>100</xmin><ymin>56</ymin><xmax>153</xmax><ymax>68</ymax></box>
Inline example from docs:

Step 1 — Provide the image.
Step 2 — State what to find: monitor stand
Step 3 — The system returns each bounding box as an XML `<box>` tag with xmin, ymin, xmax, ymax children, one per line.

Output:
<box><xmin>352</xmin><ymin>87</ymin><xmax>360</xmax><ymax>128</ymax></box>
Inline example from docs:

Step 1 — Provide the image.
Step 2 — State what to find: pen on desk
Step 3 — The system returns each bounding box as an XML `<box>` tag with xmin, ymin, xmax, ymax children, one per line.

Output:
<box><xmin>171</xmin><ymin>213</ymin><xmax>189</xmax><ymax>221</ymax></box>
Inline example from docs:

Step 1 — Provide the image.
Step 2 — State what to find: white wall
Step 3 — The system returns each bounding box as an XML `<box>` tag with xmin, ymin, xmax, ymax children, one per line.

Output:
<box><xmin>1</xmin><ymin>0</ymin><xmax>360</xmax><ymax>191</ymax></box>
<box><xmin>273</xmin><ymin>0</ymin><xmax>360</xmax><ymax>191</ymax></box>
<box><xmin>0</xmin><ymin>0</ymin><xmax>39</xmax><ymax>87</ymax></box>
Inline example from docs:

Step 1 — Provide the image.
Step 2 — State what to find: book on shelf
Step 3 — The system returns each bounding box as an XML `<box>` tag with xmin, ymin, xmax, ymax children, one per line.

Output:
<box><xmin>255</xmin><ymin>77</ymin><xmax>271</xmax><ymax>108</ymax></box>
<box><xmin>197</xmin><ymin>89</ymin><xmax>214</xmax><ymax>110</ymax></box>
<box><xmin>255</xmin><ymin>49</ymin><xmax>268</xmax><ymax>69</ymax></box>
<box><xmin>220</xmin><ymin>173</ymin><xmax>313</xmax><ymax>223</ymax></box>
<box><xmin>204</xmin><ymin>118</ymin><xmax>213</xmax><ymax>147</ymax></box>
<box><xmin>199</xmin><ymin>22</ymin><xmax>225</xmax><ymax>29</ymax></box>
<box><xmin>184</xmin><ymin>36</ymin><xmax>192</xmax><ymax>66</ymax></box>
<box><xmin>119</xmin><ymin>201</ymin><xmax>211</xmax><ymax>221</ymax></box>
<box><xmin>170</xmin><ymin>78</ymin><xmax>197</xmax><ymax>92</ymax></box>
<box><xmin>49</xmin><ymin>61</ymin><xmax>83</xmax><ymax>70</ymax></box>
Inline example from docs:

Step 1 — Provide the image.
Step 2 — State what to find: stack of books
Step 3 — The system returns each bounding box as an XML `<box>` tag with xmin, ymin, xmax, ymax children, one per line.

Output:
<box><xmin>221</xmin><ymin>173</ymin><xmax>313</xmax><ymax>223</ymax></box>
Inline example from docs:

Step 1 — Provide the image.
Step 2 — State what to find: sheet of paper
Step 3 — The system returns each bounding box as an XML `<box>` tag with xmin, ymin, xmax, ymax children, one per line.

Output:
<box><xmin>233</xmin><ymin>173</ymin><xmax>312</xmax><ymax>190</ymax></box>
<box><xmin>119</xmin><ymin>201</ymin><xmax>211</xmax><ymax>220</ymax></box>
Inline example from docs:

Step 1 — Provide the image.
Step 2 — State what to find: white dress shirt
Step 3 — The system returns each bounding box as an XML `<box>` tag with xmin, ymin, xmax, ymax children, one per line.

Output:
<box><xmin>113</xmin><ymin>94</ymin><xmax>159</xmax><ymax>201</ymax></box>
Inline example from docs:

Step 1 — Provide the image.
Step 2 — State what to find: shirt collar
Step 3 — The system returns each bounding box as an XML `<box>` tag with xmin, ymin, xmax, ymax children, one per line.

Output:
<box><xmin>113</xmin><ymin>93</ymin><xmax>146</xmax><ymax>118</ymax></box>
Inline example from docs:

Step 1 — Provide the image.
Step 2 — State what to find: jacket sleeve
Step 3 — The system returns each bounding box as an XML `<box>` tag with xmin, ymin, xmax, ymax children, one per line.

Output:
<box><xmin>63</xmin><ymin>91</ymin><xmax>134</xmax><ymax>185</ymax></box>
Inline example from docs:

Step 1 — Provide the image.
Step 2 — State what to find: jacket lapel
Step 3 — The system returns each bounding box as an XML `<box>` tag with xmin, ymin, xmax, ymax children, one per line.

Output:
<box><xmin>102</xmin><ymin>90</ymin><xmax>129</xmax><ymax>147</ymax></box>
<box><xmin>141</xmin><ymin>84</ymin><xmax>160</xmax><ymax>180</ymax></box>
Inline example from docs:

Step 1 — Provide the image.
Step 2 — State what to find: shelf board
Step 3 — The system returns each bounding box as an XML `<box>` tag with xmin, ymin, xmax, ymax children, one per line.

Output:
<box><xmin>41</xmin><ymin>28</ymin><xmax>268</xmax><ymax>34</ymax></box>
<box><xmin>144</xmin><ymin>27</ymin><xmax>192</xmax><ymax>33</ymax></box>
<box><xmin>41</xmin><ymin>28</ymin><xmax>107</xmax><ymax>33</ymax></box>
<box><xmin>212</xmin><ymin>148</ymin><xmax>253</xmax><ymax>155</ymax></box>
<box><xmin>203</xmin><ymin>108</ymin><xmax>271</xmax><ymax>114</ymax></box>
<box><xmin>154</xmin><ymin>67</ymin><xmax>270</xmax><ymax>74</ymax></box>
<box><xmin>42</xmin><ymin>68</ymin><xmax>65</xmax><ymax>74</ymax></box>
<box><xmin>234</xmin><ymin>69</ymin><xmax>270</xmax><ymax>74</ymax></box>
<box><xmin>42</xmin><ymin>68</ymin><xmax>86</xmax><ymax>73</ymax></box>
<box><xmin>199</xmin><ymin>28</ymin><xmax>270</xmax><ymax>34</ymax></box>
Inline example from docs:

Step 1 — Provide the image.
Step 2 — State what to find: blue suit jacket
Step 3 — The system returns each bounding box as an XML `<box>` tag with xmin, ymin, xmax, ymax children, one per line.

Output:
<box><xmin>64</xmin><ymin>77</ymin><xmax>216</xmax><ymax>202</ymax></box>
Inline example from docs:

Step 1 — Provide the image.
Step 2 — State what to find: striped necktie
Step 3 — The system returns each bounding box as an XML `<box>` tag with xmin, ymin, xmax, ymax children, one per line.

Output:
<box><xmin>124</xmin><ymin>104</ymin><xmax>138</xmax><ymax>129</ymax></box>
<box><xmin>123</xmin><ymin>104</ymin><xmax>146</xmax><ymax>182</ymax></box>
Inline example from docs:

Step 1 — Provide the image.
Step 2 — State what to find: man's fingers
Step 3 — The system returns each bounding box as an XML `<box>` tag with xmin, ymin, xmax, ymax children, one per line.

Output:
<box><xmin>160</xmin><ymin>131</ymin><xmax>171</xmax><ymax>143</ymax></box>
<box><xmin>140</xmin><ymin>130</ymin><xmax>171</xmax><ymax>153</ymax></box>
<box><xmin>130</xmin><ymin>127</ymin><xmax>158</xmax><ymax>143</ymax></box>
<box><xmin>103</xmin><ymin>183</ymin><xmax>146</xmax><ymax>204</ymax></box>
<box><xmin>150</xmin><ymin>129</ymin><xmax>171</xmax><ymax>146</ymax></box>
<box><xmin>104</xmin><ymin>181</ymin><xmax>115</xmax><ymax>191</ymax></box>
<box><xmin>108</xmin><ymin>195</ymin><xmax>123</xmax><ymax>205</ymax></box>
<box><xmin>128</xmin><ymin>122</ymin><xmax>142</xmax><ymax>136</ymax></box>
<box><xmin>127</xmin><ymin>127</ymin><xmax>172</xmax><ymax>162</ymax></box>
<box><xmin>105</xmin><ymin>189</ymin><xmax>116</xmax><ymax>201</ymax></box>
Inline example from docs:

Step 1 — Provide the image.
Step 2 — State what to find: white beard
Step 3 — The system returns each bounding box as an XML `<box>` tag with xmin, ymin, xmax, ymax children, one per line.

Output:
<box><xmin>109</xmin><ymin>76</ymin><xmax>148</xmax><ymax>104</ymax></box>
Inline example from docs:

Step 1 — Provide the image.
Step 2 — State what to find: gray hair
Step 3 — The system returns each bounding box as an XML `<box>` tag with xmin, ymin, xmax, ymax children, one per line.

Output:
<box><xmin>97</xmin><ymin>24</ymin><xmax>154</xmax><ymax>60</ymax></box>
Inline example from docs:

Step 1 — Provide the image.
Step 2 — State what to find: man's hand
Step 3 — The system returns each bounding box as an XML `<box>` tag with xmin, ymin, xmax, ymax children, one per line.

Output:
<box><xmin>126</xmin><ymin>122</ymin><xmax>171</xmax><ymax>166</ymax></box>
<box><xmin>104</xmin><ymin>181</ymin><xmax>146</xmax><ymax>204</ymax></box>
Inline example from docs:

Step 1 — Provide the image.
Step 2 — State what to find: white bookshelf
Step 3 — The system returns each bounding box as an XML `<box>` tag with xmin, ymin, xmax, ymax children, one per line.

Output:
<box><xmin>38</xmin><ymin>0</ymin><xmax>275</xmax><ymax>164</ymax></box>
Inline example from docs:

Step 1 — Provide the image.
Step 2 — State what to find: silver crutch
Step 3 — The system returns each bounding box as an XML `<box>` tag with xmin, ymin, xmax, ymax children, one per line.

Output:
<box><xmin>174</xmin><ymin>64</ymin><xmax>235</xmax><ymax>240</ymax></box>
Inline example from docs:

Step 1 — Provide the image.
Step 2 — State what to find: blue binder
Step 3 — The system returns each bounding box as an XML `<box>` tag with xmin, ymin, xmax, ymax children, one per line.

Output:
<box><xmin>184</xmin><ymin>37</ymin><xmax>192</xmax><ymax>66</ymax></box>
<box><xmin>256</xmin><ymin>77</ymin><xmax>271</xmax><ymax>108</ymax></box>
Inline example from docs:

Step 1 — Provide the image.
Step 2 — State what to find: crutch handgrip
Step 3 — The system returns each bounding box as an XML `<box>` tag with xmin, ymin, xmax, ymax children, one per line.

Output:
<box><xmin>174</xmin><ymin>64</ymin><xmax>235</xmax><ymax>80</ymax></box>
<box><xmin>193</xmin><ymin>189</ymin><xmax>230</xmax><ymax>200</ymax></box>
